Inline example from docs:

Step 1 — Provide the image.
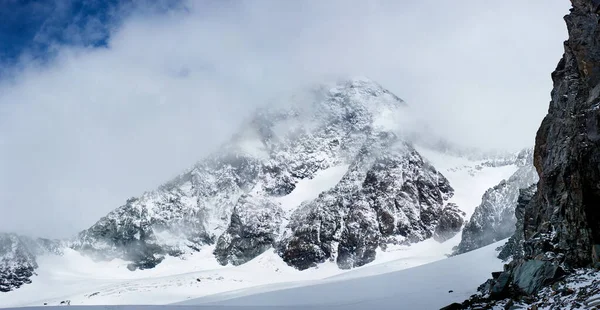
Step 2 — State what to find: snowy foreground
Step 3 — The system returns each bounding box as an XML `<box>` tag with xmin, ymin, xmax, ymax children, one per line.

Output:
<box><xmin>0</xmin><ymin>236</ymin><xmax>461</xmax><ymax>307</ymax></box>
<box><xmin>180</xmin><ymin>240</ymin><xmax>506</xmax><ymax>309</ymax></box>
<box><xmin>2</xmin><ymin>240</ymin><xmax>505</xmax><ymax>309</ymax></box>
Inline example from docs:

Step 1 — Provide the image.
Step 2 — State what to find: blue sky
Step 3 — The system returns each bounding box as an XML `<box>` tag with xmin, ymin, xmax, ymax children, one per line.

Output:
<box><xmin>0</xmin><ymin>0</ymin><xmax>186</xmax><ymax>69</ymax></box>
<box><xmin>0</xmin><ymin>0</ymin><xmax>118</xmax><ymax>64</ymax></box>
<box><xmin>0</xmin><ymin>0</ymin><xmax>571</xmax><ymax>238</ymax></box>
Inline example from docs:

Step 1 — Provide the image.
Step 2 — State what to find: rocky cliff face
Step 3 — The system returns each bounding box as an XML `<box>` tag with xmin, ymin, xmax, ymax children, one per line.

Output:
<box><xmin>454</xmin><ymin>149</ymin><xmax>538</xmax><ymax>254</ymax></box>
<box><xmin>525</xmin><ymin>0</ymin><xmax>600</xmax><ymax>268</ymax></box>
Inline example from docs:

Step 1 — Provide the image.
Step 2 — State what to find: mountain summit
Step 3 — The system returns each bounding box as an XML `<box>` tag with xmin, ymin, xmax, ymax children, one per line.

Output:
<box><xmin>70</xmin><ymin>77</ymin><xmax>463</xmax><ymax>271</ymax></box>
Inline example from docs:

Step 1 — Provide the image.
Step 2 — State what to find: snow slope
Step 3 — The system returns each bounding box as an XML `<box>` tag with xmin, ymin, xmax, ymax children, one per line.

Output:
<box><xmin>415</xmin><ymin>146</ymin><xmax>518</xmax><ymax>218</ymax></box>
<box><xmin>275</xmin><ymin>164</ymin><xmax>350</xmax><ymax>213</ymax></box>
<box><xmin>181</xmin><ymin>240</ymin><xmax>505</xmax><ymax>309</ymax></box>
<box><xmin>1</xmin><ymin>240</ymin><xmax>506</xmax><ymax>310</ymax></box>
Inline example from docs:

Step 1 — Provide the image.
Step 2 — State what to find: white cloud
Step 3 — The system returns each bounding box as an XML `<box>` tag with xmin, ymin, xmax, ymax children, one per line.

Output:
<box><xmin>0</xmin><ymin>0</ymin><xmax>570</xmax><ymax>238</ymax></box>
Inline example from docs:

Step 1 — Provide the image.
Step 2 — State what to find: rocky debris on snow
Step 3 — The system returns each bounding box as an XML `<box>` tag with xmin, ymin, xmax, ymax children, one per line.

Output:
<box><xmin>86</xmin><ymin>292</ymin><xmax>100</xmax><ymax>298</ymax></box>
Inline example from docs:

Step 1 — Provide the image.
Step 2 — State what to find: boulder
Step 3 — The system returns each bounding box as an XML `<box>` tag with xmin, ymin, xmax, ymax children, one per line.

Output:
<box><xmin>512</xmin><ymin>260</ymin><xmax>565</xmax><ymax>295</ymax></box>
<box><xmin>490</xmin><ymin>271</ymin><xmax>511</xmax><ymax>299</ymax></box>
<box><xmin>433</xmin><ymin>203</ymin><xmax>465</xmax><ymax>242</ymax></box>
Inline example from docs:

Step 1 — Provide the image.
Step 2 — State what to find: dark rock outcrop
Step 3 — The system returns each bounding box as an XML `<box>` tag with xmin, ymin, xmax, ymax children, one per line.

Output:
<box><xmin>439</xmin><ymin>303</ymin><xmax>463</xmax><ymax>310</ymax></box>
<box><xmin>0</xmin><ymin>233</ymin><xmax>62</xmax><ymax>292</ymax></box>
<box><xmin>73</xmin><ymin>194</ymin><xmax>216</xmax><ymax>270</ymax></box>
<box><xmin>512</xmin><ymin>260</ymin><xmax>566</xmax><ymax>295</ymax></box>
<box><xmin>449</xmin><ymin>268</ymin><xmax>600</xmax><ymax>309</ymax></box>
<box><xmin>433</xmin><ymin>203</ymin><xmax>465</xmax><ymax>242</ymax></box>
<box><xmin>214</xmin><ymin>196</ymin><xmax>283</xmax><ymax>265</ymax></box>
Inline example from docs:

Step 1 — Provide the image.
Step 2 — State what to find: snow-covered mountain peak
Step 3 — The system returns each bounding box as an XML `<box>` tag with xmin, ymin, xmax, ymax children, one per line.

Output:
<box><xmin>66</xmin><ymin>77</ymin><xmax>461</xmax><ymax>272</ymax></box>
<box><xmin>0</xmin><ymin>77</ymin><xmax>534</xmax><ymax>303</ymax></box>
<box><xmin>236</xmin><ymin>78</ymin><xmax>407</xmax><ymax>146</ymax></box>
